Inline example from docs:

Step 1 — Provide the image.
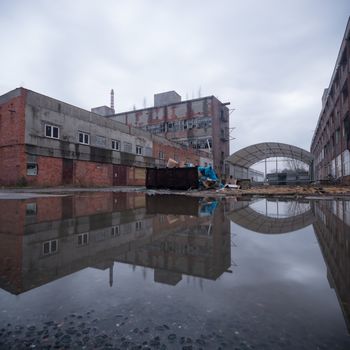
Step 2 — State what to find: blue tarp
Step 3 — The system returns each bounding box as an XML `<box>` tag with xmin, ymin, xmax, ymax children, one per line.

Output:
<box><xmin>198</xmin><ymin>166</ymin><xmax>219</xmax><ymax>181</ymax></box>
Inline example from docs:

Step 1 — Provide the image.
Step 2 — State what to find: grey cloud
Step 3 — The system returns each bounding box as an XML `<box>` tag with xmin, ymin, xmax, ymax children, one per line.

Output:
<box><xmin>0</xmin><ymin>0</ymin><xmax>349</xmax><ymax>153</ymax></box>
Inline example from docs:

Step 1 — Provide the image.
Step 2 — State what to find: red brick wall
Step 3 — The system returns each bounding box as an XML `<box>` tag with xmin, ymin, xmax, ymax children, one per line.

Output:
<box><xmin>74</xmin><ymin>160</ymin><xmax>113</xmax><ymax>186</ymax></box>
<box><xmin>26</xmin><ymin>156</ymin><xmax>63</xmax><ymax>187</ymax></box>
<box><xmin>35</xmin><ymin>197</ymin><xmax>63</xmax><ymax>222</ymax></box>
<box><xmin>152</xmin><ymin>142</ymin><xmax>200</xmax><ymax>166</ymax></box>
<box><xmin>0</xmin><ymin>90</ymin><xmax>26</xmax><ymax>147</ymax></box>
<box><xmin>74</xmin><ymin>192</ymin><xmax>113</xmax><ymax>217</ymax></box>
<box><xmin>0</xmin><ymin>145</ymin><xmax>26</xmax><ymax>186</ymax></box>
<box><xmin>0</xmin><ymin>90</ymin><xmax>27</xmax><ymax>185</ymax></box>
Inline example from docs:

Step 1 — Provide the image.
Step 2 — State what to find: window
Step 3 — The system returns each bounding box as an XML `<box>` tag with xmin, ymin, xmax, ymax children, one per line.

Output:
<box><xmin>96</xmin><ymin>135</ymin><xmax>106</xmax><ymax>147</ymax></box>
<box><xmin>335</xmin><ymin>128</ymin><xmax>340</xmax><ymax>144</ymax></box>
<box><xmin>77</xmin><ymin>232</ymin><xmax>89</xmax><ymax>246</ymax></box>
<box><xmin>43</xmin><ymin>239</ymin><xmax>58</xmax><ymax>255</ymax></box>
<box><xmin>111</xmin><ymin>225</ymin><xmax>120</xmax><ymax>237</ymax></box>
<box><xmin>112</xmin><ymin>139</ymin><xmax>120</xmax><ymax>150</ymax></box>
<box><xmin>123</xmin><ymin>141</ymin><xmax>132</xmax><ymax>153</ymax></box>
<box><xmin>136</xmin><ymin>145</ymin><xmax>143</xmax><ymax>155</ymax></box>
<box><xmin>26</xmin><ymin>203</ymin><xmax>37</xmax><ymax>216</ymax></box>
<box><xmin>78</xmin><ymin>132</ymin><xmax>90</xmax><ymax>145</ymax></box>
<box><xmin>135</xmin><ymin>221</ymin><xmax>142</xmax><ymax>231</ymax></box>
<box><xmin>27</xmin><ymin>163</ymin><xmax>38</xmax><ymax>176</ymax></box>
<box><xmin>159</xmin><ymin>151</ymin><xmax>165</xmax><ymax>160</ymax></box>
<box><xmin>45</xmin><ymin>124</ymin><xmax>60</xmax><ymax>139</ymax></box>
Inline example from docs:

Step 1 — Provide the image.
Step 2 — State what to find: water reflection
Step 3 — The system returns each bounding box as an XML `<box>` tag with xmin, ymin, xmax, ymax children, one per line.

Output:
<box><xmin>1</xmin><ymin>193</ymin><xmax>350</xmax><ymax>349</ymax></box>
<box><xmin>227</xmin><ymin>197</ymin><xmax>350</xmax><ymax>335</ymax></box>
<box><xmin>0</xmin><ymin>193</ymin><xmax>230</xmax><ymax>294</ymax></box>
<box><xmin>312</xmin><ymin>199</ymin><xmax>350</xmax><ymax>332</ymax></box>
<box><xmin>227</xmin><ymin>198</ymin><xmax>315</xmax><ymax>234</ymax></box>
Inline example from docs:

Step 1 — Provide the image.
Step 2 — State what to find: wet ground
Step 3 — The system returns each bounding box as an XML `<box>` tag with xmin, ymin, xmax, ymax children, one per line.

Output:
<box><xmin>0</xmin><ymin>191</ymin><xmax>349</xmax><ymax>349</ymax></box>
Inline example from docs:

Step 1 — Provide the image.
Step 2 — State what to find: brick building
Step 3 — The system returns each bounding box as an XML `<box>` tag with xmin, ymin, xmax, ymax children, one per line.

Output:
<box><xmin>0</xmin><ymin>88</ymin><xmax>212</xmax><ymax>187</ymax></box>
<box><xmin>311</xmin><ymin>18</ymin><xmax>350</xmax><ymax>183</ymax></box>
<box><xmin>110</xmin><ymin>91</ymin><xmax>231</xmax><ymax>176</ymax></box>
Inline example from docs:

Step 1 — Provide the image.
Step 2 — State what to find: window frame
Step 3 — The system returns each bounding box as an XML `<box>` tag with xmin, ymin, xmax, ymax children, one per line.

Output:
<box><xmin>136</xmin><ymin>145</ymin><xmax>143</xmax><ymax>155</ymax></box>
<box><xmin>27</xmin><ymin>163</ymin><xmax>38</xmax><ymax>176</ymax></box>
<box><xmin>45</xmin><ymin>124</ymin><xmax>60</xmax><ymax>139</ymax></box>
<box><xmin>111</xmin><ymin>139</ymin><xmax>120</xmax><ymax>151</ymax></box>
<box><xmin>77</xmin><ymin>232</ymin><xmax>89</xmax><ymax>246</ymax></box>
<box><xmin>42</xmin><ymin>239</ymin><xmax>58</xmax><ymax>256</ymax></box>
<box><xmin>78</xmin><ymin>131</ymin><xmax>90</xmax><ymax>145</ymax></box>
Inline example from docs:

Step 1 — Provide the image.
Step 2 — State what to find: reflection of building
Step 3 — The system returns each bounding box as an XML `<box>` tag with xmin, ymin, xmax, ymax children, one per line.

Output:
<box><xmin>311</xmin><ymin>18</ymin><xmax>350</xmax><ymax>183</ymax></box>
<box><xmin>0</xmin><ymin>193</ymin><xmax>230</xmax><ymax>294</ymax></box>
<box><xmin>312</xmin><ymin>200</ymin><xmax>350</xmax><ymax>332</ymax></box>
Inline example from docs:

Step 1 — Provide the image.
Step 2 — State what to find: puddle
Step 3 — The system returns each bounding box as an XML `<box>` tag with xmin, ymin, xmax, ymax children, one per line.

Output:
<box><xmin>0</xmin><ymin>192</ymin><xmax>349</xmax><ymax>349</ymax></box>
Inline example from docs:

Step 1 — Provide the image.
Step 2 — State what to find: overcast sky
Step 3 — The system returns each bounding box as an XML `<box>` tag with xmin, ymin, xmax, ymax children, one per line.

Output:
<box><xmin>1</xmin><ymin>0</ymin><xmax>349</xmax><ymax>156</ymax></box>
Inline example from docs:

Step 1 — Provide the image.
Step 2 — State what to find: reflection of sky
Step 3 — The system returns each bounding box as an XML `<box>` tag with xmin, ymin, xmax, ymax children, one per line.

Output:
<box><xmin>250</xmin><ymin>199</ymin><xmax>311</xmax><ymax>218</ymax></box>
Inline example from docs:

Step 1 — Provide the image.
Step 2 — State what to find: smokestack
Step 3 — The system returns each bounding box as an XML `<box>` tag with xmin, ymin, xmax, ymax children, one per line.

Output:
<box><xmin>110</xmin><ymin>89</ymin><xmax>115</xmax><ymax>112</ymax></box>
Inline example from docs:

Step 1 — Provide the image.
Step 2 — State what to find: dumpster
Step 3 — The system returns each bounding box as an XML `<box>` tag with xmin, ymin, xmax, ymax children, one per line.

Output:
<box><xmin>146</xmin><ymin>167</ymin><xmax>199</xmax><ymax>190</ymax></box>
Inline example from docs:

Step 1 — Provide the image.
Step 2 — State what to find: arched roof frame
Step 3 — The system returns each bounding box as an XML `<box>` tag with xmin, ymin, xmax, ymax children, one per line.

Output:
<box><xmin>226</xmin><ymin>142</ymin><xmax>314</xmax><ymax>168</ymax></box>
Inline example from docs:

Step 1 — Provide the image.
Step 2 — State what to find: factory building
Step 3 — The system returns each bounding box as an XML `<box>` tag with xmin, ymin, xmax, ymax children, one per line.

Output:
<box><xmin>0</xmin><ymin>88</ymin><xmax>212</xmax><ymax>187</ymax></box>
<box><xmin>311</xmin><ymin>18</ymin><xmax>350</xmax><ymax>184</ymax></box>
<box><xmin>109</xmin><ymin>91</ymin><xmax>231</xmax><ymax>177</ymax></box>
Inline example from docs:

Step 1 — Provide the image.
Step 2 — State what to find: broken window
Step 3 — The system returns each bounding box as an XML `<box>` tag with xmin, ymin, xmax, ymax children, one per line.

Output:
<box><xmin>96</xmin><ymin>135</ymin><xmax>106</xmax><ymax>147</ymax></box>
<box><xmin>123</xmin><ymin>142</ymin><xmax>132</xmax><ymax>153</ymax></box>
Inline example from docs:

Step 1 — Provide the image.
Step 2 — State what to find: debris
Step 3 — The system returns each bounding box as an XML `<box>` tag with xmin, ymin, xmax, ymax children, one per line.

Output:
<box><xmin>166</xmin><ymin>158</ymin><xmax>178</xmax><ymax>168</ymax></box>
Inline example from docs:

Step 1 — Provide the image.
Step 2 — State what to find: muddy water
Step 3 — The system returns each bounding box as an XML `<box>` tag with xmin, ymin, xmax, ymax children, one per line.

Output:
<box><xmin>0</xmin><ymin>192</ymin><xmax>349</xmax><ymax>349</ymax></box>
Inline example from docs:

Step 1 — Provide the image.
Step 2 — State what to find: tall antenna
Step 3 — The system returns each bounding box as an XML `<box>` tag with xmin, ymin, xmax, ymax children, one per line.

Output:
<box><xmin>110</xmin><ymin>89</ymin><xmax>115</xmax><ymax>111</ymax></box>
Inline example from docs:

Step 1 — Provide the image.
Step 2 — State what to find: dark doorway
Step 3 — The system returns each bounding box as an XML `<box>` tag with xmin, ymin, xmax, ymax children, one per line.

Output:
<box><xmin>113</xmin><ymin>165</ymin><xmax>127</xmax><ymax>186</ymax></box>
<box><xmin>62</xmin><ymin>159</ymin><xmax>73</xmax><ymax>184</ymax></box>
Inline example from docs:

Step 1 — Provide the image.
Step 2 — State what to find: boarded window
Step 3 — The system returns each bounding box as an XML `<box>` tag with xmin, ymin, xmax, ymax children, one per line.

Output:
<box><xmin>96</xmin><ymin>135</ymin><xmax>106</xmax><ymax>147</ymax></box>
<box><xmin>123</xmin><ymin>142</ymin><xmax>132</xmax><ymax>153</ymax></box>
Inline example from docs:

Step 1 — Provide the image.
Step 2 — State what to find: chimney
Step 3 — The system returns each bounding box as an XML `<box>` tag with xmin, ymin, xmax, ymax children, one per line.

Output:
<box><xmin>110</xmin><ymin>89</ymin><xmax>115</xmax><ymax>112</ymax></box>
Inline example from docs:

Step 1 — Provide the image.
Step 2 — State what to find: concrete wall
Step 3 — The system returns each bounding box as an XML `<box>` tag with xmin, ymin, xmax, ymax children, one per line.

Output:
<box><xmin>154</xmin><ymin>91</ymin><xmax>181</xmax><ymax>106</ymax></box>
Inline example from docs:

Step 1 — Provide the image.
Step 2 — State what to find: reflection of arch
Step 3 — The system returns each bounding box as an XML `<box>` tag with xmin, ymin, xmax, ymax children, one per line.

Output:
<box><xmin>226</xmin><ymin>142</ymin><xmax>314</xmax><ymax>168</ymax></box>
<box><xmin>227</xmin><ymin>201</ymin><xmax>315</xmax><ymax>234</ymax></box>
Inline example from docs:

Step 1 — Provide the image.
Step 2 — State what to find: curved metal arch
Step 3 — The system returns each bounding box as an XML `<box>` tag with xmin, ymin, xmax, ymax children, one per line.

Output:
<box><xmin>226</xmin><ymin>142</ymin><xmax>314</xmax><ymax>168</ymax></box>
